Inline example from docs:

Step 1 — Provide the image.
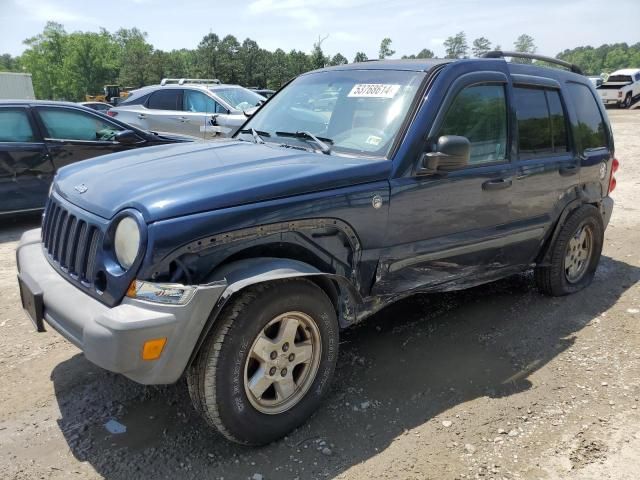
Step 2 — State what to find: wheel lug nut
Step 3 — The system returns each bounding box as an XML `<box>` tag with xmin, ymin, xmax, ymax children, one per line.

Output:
<box><xmin>282</xmin><ymin>342</ymin><xmax>289</xmax><ymax>352</ymax></box>
<box><xmin>280</xmin><ymin>368</ymin><xmax>287</xmax><ymax>377</ymax></box>
<box><xmin>270</xmin><ymin>351</ymin><xmax>277</xmax><ymax>360</ymax></box>
<box><xmin>288</xmin><ymin>353</ymin><xmax>295</xmax><ymax>362</ymax></box>
<box><xmin>269</xmin><ymin>367</ymin><xmax>276</xmax><ymax>376</ymax></box>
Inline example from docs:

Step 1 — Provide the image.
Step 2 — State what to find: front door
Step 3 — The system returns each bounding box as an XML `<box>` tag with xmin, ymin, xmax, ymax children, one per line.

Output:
<box><xmin>375</xmin><ymin>73</ymin><xmax>517</xmax><ymax>294</ymax></box>
<box><xmin>0</xmin><ymin>106</ymin><xmax>54</xmax><ymax>214</ymax></box>
<box><xmin>34</xmin><ymin>106</ymin><xmax>136</xmax><ymax>169</ymax></box>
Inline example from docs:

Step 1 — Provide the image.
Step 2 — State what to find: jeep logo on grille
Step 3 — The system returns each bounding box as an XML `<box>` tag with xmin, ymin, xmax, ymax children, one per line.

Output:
<box><xmin>74</xmin><ymin>184</ymin><xmax>88</xmax><ymax>194</ymax></box>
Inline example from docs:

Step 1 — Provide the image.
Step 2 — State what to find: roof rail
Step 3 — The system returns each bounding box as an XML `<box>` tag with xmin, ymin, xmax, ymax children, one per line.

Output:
<box><xmin>481</xmin><ymin>51</ymin><xmax>583</xmax><ymax>75</ymax></box>
<box><xmin>160</xmin><ymin>78</ymin><xmax>222</xmax><ymax>86</ymax></box>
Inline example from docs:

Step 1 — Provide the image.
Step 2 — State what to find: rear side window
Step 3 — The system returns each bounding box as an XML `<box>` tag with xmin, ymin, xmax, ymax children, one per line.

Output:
<box><xmin>567</xmin><ymin>83</ymin><xmax>608</xmax><ymax>151</ymax></box>
<box><xmin>513</xmin><ymin>87</ymin><xmax>568</xmax><ymax>158</ymax></box>
<box><xmin>438</xmin><ymin>84</ymin><xmax>508</xmax><ymax>165</ymax></box>
<box><xmin>0</xmin><ymin>109</ymin><xmax>36</xmax><ymax>142</ymax></box>
<box><xmin>148</xmin><ymin>89</ymin><xmax>181</xmax><ymax>110</ymax></box>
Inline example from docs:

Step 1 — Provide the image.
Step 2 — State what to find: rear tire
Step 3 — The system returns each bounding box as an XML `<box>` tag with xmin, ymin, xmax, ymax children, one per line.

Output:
<box><xmin>187</xmin><ymin>279</ymin><xmax>339</xmax><ymax>445</ymax></box>
<box><xmin>535</xmin><ymin>205</ymin><xmax>604</xmax><ymax>296</ymax></box>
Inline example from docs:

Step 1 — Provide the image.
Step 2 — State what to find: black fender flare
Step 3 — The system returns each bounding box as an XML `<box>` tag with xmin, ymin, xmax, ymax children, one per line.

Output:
<box><xmin>186</xmin><ymin>257</ymin><xmax>361</xmax><ymax>367</ymax></box>
<box><xmin>536</xmin><ymin>195</ymin><xmax>604</xmax><ymax>266</ymax></box>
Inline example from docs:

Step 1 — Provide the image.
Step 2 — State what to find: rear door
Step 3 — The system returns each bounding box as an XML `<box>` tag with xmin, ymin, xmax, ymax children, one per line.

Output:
<box><xmin>144</xmin><ymin>89</ymin><xmax>184</xmax><ymax>133</ymax></box>
<box><xmin>0</xmin><ymin>106</ymin><xmax>54</xmax><ymax>214</ymax></box>
<box><xmin>33</xmin><ymin>105</ymin><xmax>141</xmax><ymax>169</ymax></box>
<box><xmin>509</xmin><ymin>77</ymin><xmax>577</xmax><ymax>265</ymax></box>
<box><xmin>377</xmin><ymin>71</ymin><xmax>518</xmax><ymax>294</ymax></box>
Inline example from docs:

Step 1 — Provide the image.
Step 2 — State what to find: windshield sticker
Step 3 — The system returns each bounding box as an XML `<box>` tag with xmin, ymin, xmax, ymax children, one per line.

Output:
<box><xmin>348</xmin><ymin>84</ymin><xmax>401</xmax><ymax>98</ymax></box>
<box><xmin>366</xmin><ymin>135</ymin><xmax>382</xmax><ymax>146</ymax></box>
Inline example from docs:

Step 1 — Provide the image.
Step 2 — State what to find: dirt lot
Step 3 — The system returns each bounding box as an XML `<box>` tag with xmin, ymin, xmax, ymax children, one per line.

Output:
<box><xmin>0</xmin><ymin>110</ymin><xmax>638</xmax><ymax>480</ymax></box>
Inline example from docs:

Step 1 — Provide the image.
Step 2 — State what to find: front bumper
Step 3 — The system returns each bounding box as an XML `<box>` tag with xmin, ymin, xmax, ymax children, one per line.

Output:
<box><xmin>17</xmin><ymin>229</ymin><xmax>226</xmax><ymax>384</ymax></box>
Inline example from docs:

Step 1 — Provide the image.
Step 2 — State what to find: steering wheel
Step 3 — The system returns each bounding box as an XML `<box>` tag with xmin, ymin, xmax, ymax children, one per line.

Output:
<box><xmin>332</xmin><ymin>127</ymin><xmax>387</xmax><ymax>149</ymax></box>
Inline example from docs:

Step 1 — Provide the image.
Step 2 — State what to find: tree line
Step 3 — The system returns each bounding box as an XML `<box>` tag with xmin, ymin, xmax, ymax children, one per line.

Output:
<box><xmin>1</xmin><ymin>22</ymin><xmax>638</xmax><ymax>101</ymax></box>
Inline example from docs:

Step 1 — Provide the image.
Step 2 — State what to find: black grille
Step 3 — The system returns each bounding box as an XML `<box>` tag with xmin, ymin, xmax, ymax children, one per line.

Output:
<box><xmin>42</xmin><ymin>199</ymin><xmax>102</xmax><ymax>284</ymax></box>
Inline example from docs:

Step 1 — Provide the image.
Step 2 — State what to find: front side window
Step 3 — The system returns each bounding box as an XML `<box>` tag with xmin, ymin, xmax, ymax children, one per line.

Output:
<box><xmin>513</xmin><ymin>86</ymin><xmax>568</xmax><ymax>158</ymax></box>
<box><xmin>438</xmin><ymin>84</ymin><xmax>508</xmax><ymax>165</ymax></box>
<box><xmin>0</xmin><ymin>109</ymin><xmax>36</xmax><ymax>142</ymax></box>
<box><xmin>183</xmin><ymin>90</ymin><xmax>221</xmax><ymax>113</ymax></box>
<box><xmin>147</xmin><ymin>89</ymin><xmax>181</xmax><ymax>110</ymax></box>
<box><xmin>567</xmin><ymin>83</ymin><xmax>608</xmax><ymax>152</ymax></box>
<box><xmin>38</xmin><ymin>108</ymin><xmax>122</xmax><ymax>141</ymax></box>
<box><xmin>242</xmin><ymin>69</ymin><xmax>425</xmax><ymax>158</ymax></box>
<box><xmin>213</xmin><ymin>87</ymin><xmax>263</xmax><ymax>111</ymax></box>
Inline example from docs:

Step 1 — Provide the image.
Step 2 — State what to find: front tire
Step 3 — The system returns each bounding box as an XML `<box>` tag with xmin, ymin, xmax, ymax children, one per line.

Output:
<box><xmin>187</xmin><ymin>279</ymin><xmax>339</xmax><ymax>445</ymax></box>
<box><xmin>620</xmin><ymin>93</ymin><xmax>632</xmax><ymax>109</ymax></box>
<box><xmin>535</xmin><ymin>205</ymin><xmax>604</xmax><ymax>296</ymax></box>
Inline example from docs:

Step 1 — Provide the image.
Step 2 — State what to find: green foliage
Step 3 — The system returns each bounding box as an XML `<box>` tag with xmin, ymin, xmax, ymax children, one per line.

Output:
<box><xmin>513</xmin><ymin>34</ymin><xmax>536</xmax><ymax>63</ymax></box>
<box><xmin>378</xmin><ymin>38</ymin><xmax>395</xmax><ymax>59</ymax></box>
<box><xmin>0</xmin><ymin>53</ymin><xmax>21</xmax><ymax>71</ymax></box>
<box><xmin>557</xmin><ymin>43</ymin><xmax>640</xmax><ymax>75</ymax></box>
<box><xmin>402</xmin><ymin>48</ymin><xmax>435</xmax><ymax>60</ymax></box>
<box><xmin>444</xmin><ymin>32</ymin><xmax>468</xmax><ymax>59</ymax></box>
<box><xmin>472</xmin><ymin>37</ymin><xmax>492</xmax><ymax>57</ymax></box>
<box><xmin>353</xmin><ymin>52</ymin><xmax>369</xmax><ymax>63</ymax></box>
<box><xmin>8</xmin><ymin>23</ymin><xmax>640</xmax><ymax>101</ymax></box>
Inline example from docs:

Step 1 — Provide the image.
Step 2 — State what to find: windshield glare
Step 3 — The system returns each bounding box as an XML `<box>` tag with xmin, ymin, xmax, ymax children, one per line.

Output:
<box><xmin>213</xmin><ymin>87</ymin><xmax>264</xmax><ymax>110</ymax></box>
<box><xmin>241</xmin><ymin>70</ymin><xmax>425</xmax><ymax>157</ymax></box>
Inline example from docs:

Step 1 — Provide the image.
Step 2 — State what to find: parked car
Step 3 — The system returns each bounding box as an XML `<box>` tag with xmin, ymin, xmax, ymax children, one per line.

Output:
<box><xmin>596</xmin><ymin>68</ymin><xmax>640</xmax><ymax>108</ymax></box>
<box><xmin>78</xmin><ymin>101</ymin><xmax>112</xmax><ymax>114</ymax></box>
<box><xmin>587</xmin><ymin>76</ymin><xmax>603</xmax><ymax>88</ymax></box>
<box><xmin>17</xmin><ymin>52</ymin><xmax>617</xmax><ymax>446</ymax></box>
<box><xmin>109</xmin><ymin>79</ymin><xmax>266</xmax><ymax>139</ymax></box>
<box><xmin>250</xmin><ymin>88</ymin><xmax>276</xmax><ymax>98</ymax></box>
<box><xmin>0</xmin><ymin>100</ymin><xmax>194</xmax><ymax>216</ymax></box>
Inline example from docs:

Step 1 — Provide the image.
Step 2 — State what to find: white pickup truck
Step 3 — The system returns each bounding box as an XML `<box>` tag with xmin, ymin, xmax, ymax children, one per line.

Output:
<box><xmin>596</xmin><ymin>68</ymin><xmax>640</xmax><ymax>108</ymax></box>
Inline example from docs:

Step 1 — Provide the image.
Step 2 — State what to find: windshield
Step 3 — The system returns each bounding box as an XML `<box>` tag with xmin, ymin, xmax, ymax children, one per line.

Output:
<box><xmin>239</xmin><ymin>69</ymin><xmax>425</xmax><ymax>158</ymax></box>
<box><xmin>213</xmin><ymin>87</ymin><xmax>265</xmax><ymax>110</ymax></box>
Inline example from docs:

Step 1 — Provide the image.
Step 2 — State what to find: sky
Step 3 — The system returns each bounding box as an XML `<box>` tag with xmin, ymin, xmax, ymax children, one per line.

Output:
<box><xmin>1</xmin><ymin>0</ymin><xmax>639</xmax><ymax>60</ymax></box>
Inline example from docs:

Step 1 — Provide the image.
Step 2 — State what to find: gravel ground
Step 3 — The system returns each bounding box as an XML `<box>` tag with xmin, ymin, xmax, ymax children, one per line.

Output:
<box><xmin>0</xmin><ymin>110</ymin><xmax>638</xmax><ymax>480</ymax></box>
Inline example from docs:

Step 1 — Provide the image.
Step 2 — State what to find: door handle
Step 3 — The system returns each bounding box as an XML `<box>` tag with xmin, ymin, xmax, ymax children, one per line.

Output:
<box><xmin>482</xmin><ymin>177</ymin><xmax>513</xmax><ymax>191</ymax></box>
<box><xmin>137</xmin><ymin>114</ymin><xmax>146</xmax><ymax>119</ymax></box>
<box><xmin>174</xmin><ymin>116</ymin><xmax>189</xmax><ymax>122</ymax></box>
<box><xmin>559</xmin><ymin>165</ymin><xmax>578</xmax><ymax>176</ymax></box>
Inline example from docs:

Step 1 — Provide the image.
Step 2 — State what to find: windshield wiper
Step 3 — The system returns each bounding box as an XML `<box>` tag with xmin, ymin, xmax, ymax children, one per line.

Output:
<box><xmin>238</xmin><ymin>128</ymin><xmax>269</xmax><ymax>144</ymax></box>
<box><xmin>275</xmin><ymin>131</ymin><xmax>332</xmax><ymax>155</ymax></box>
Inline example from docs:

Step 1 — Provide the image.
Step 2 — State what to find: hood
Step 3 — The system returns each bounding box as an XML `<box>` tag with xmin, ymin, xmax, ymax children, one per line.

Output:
<box><xmin>55</xmin><ymin>140</ymin><xmax>391</xmax><ymax>222</ymax></box>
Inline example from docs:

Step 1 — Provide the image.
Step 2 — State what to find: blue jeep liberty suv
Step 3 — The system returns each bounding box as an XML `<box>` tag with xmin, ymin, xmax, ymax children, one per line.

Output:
<box><xmin>17</xmin><ymin>52</ymin><xmax>617</xmax><ymax>445</ymax></box>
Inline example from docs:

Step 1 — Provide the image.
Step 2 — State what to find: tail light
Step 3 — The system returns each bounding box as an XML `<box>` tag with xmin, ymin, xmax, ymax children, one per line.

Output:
<box><xmin>608</xmin><ymin>157</ymin><xmax>619</xmax><ymax>194</ymax></box>
<box><xmin>107</xmin><ymin>110</ymin><xmax>117</xmax><ymax>117</ymax></box>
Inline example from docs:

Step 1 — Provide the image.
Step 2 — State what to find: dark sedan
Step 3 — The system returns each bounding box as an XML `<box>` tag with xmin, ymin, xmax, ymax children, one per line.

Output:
<box><xmin>0</xmin><ymin>100</ymin><xmax>195</xmax><ymax>216</ymax></box>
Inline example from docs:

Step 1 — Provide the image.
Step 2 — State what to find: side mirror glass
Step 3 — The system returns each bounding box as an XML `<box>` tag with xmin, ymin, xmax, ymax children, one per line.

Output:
<box><xmin>418</xmin><ymin>135</ymin><xmax>470</xmax><ymax>175</ymax></box>
<box><xmin>115</xmin><ymin>129</ymin><xmax>141</xmax><ymax>145</ymax></box>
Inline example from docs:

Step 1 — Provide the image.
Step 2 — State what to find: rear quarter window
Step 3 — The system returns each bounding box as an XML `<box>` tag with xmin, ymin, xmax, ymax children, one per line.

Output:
<box><xmin>566</xmin><ymin>83</ymin><xmax>608</xmax><ymax>152</ymax></box>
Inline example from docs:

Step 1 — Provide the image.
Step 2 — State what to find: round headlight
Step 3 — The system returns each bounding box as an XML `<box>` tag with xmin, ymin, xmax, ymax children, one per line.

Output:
<box><xmin>114</xmin><ymin>216</ymin><xmax>141</xmax><ymax>269</ymax></box>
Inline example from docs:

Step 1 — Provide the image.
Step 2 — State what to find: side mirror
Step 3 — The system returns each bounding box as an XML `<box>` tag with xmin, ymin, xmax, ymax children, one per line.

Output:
<box><xmin>115</xmin><ymin>129</ymin><xmax>141</xmax><ymax>145</ymax></box>
<box><xmin>418</xmin><ymin>135</ymin><xmax>470</xmax><ymax>175</ymax></box>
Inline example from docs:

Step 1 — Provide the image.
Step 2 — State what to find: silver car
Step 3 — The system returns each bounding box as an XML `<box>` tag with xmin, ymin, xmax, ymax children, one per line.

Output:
<box><xmin>108</xmin><ymin>79</ymin><xmax>265</xmax><ymax>139</ymax></box>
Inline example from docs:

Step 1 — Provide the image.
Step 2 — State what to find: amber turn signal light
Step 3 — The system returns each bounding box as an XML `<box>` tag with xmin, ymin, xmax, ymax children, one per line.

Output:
<box><xmin>142</xmin><ymin>338</ymin><xmax>167</xmax><ymax>361</ymax></box>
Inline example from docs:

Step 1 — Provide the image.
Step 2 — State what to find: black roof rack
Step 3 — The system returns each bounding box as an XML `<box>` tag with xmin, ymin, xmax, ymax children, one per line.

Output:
<box><xmin>481</xmin><ymin>51</ymin><xmax>583</xmax><ymax>75</ymax></box>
